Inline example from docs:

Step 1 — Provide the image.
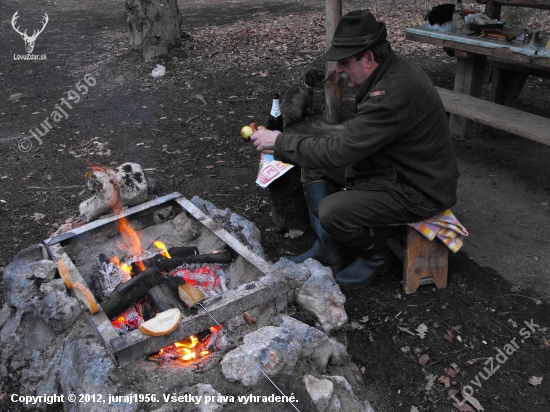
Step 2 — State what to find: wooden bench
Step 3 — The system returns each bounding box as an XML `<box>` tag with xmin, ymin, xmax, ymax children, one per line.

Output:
<box><xmin>387</xmin><ymin>227</ymin><xmax>449</xmax><ymax>294</ymax></box>
<box><xmin>436</xmin><ymin>86</ymin><xmax>550</xmax><ymax>146</ymax></box>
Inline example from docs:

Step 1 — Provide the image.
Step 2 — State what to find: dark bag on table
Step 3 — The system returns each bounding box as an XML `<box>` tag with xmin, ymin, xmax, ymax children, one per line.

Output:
<box><xmin>424</xmin><ymin>4</ymin><xmax>455</xmax><ymax>25</ymax></box>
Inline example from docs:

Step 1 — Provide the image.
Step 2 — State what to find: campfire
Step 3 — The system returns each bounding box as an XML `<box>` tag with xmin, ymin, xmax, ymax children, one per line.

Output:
<box><xmin>44</xmin><ymin>192</ymin><xmax>289</xmax><ymax>366</ymax></box>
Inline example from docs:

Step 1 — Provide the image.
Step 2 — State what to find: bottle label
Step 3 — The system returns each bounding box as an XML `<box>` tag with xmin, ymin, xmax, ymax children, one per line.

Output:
<box><xmin>271</xmin><ymin>99</ymin><xmax>281</xmax><ymax>117</ymax></box>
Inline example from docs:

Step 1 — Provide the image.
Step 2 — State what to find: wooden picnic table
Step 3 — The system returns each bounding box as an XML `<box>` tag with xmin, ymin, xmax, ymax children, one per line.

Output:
<box><xmin>405</xmin><ymin>24</ymin><xmax>550</xmax><ymax>138</ymax></box>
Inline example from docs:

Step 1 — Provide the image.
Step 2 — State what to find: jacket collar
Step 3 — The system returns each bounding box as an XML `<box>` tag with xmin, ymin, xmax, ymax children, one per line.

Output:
<box><xmin>355</xmin><ymin>50</ymin><xmax>396</xmax><ymax>104</ymax></box>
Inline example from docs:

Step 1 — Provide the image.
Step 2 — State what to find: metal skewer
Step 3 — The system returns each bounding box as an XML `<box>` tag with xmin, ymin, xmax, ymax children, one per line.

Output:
<box><xmin>197</xmin><ymin>303</ymin><xmax>301</xmax><ymax>412</ymax></box>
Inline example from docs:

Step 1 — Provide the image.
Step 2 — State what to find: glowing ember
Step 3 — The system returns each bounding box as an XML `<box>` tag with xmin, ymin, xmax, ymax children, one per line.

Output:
<box><xmin>170</xmin><ymin>266</ymin><xmax>223</xmax><ymax>295</ymax></box>
<box><xmin>153</xmin><ymin>240</ymin><xmax>172</xmax><ymax>259</ymax></box>
<box><xmin>111</xmin><ymin>306</ymin><xmax>143</xmax><ymax>334</ymax></box>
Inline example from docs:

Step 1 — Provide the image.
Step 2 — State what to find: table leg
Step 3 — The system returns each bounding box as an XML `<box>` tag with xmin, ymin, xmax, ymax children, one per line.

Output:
<box><xmin>490</xmin><ymin>67</ymin><xmax>529</xmax><ymax>106</ymax></box>
<box><xmin>449</xmin><ymin>53</ymin><xmax>487</xmax><ymax>138</ymax></box>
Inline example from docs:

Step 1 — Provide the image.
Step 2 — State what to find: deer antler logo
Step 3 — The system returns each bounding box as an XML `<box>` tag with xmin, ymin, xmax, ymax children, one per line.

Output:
<box><xmin>11</xmin><ymin>11</ymin><xmax>49</xmax><ymax>54</ymax></box>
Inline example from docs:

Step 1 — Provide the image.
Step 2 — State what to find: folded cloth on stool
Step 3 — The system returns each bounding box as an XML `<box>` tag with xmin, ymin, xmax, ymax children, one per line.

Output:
<box><xmin>408</xmin><ymin>209</ymin><xmax>468</xmax><ymax>253</ymax></box>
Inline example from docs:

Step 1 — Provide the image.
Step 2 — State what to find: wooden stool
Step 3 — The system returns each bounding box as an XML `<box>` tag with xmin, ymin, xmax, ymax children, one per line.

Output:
<box><xmin>386</xmin><ymin>226</ymin><xmax>448</xmax><ymax>294</ymax></box>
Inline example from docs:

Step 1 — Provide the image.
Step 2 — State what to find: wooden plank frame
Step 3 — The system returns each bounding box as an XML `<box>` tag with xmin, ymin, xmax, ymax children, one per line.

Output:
<box><xmin>44</xmin><ymin>194</ymin><xmax>289</xmax><ymax>366</ymax></box>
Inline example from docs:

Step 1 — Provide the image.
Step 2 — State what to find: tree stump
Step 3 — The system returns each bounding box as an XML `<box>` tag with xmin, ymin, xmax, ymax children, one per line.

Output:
<box><xmin>125</xmin><ymin>0</ymin><xmax>182</xmax><ymax>60</ymax></box>
<box><xmin>266</xmin><ymin>166</ymin><xmax>309</xmax><ymax>231</ymax></box>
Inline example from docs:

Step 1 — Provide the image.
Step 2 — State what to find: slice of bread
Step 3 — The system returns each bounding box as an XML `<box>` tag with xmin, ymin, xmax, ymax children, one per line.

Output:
<box><xmin>178</xmin><ymin>283</ymin><xmax>205</xmax><ymax>308</ymax></box>
<box><xmin>57</xmin><ymin>259</ymin><xmax>73</xmax><ymax>289</ymax></box>
<box><xmin>139</xmin><ymin>308</ymin><xmax>182</xmax><ymax>336</ymax></box>
<box><xmin>72</xmin><ymin>281</ymin><xmax>100</xmax><ymax>314</ymax></box>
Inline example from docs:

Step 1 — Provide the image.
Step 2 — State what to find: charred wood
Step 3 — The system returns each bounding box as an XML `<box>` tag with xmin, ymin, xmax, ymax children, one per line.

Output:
<box><xmin>101</xmin><ymin>267</ymin><xmax>163</xmax><ymax>319</ymax></box>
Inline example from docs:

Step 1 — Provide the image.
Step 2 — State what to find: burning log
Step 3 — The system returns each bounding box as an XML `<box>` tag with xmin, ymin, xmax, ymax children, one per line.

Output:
<box><xmin>154</xmin><ymin>250</ymin><xmax>233</xmax><ymax>271</ymax></box>
<box><xmin>130</xmin><ymin>246</ymin><xmax>200</xmax><ymax>275</ymax></box>
<box><xmin>101</xmin><ymin>267</ymin><xmax>163</xmax><ymax>319</ymax></box>
<box><xmin>145</xmin><ymin>283</ymin><xmax>186</xmax><ymax>313</ymax></box>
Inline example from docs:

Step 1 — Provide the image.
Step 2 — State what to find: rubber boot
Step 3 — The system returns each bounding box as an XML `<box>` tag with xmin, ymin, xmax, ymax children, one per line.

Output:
<box><xmin>335</xmin><ymin>227</ymin><xmax>393</xmax><ymax>290</ymax></box>
<box><xmin>287</xmin><ymin>180</ymin><xmax>344</xmax><ymax>273</ymax></box>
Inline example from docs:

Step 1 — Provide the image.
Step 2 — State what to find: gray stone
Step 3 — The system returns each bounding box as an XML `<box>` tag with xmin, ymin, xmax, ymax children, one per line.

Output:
<box><xmin>274</xmin><ymin>258</ymin><xmax>311</xmax><ymax>301</ymax></box>
<box><xmin>329</xmin><ymin>340</ymin><xmax>352</xmax><ymax>365</ymax></box>
<box><xmin>323</xmin><ymin>375</ymin><xmax>374</xmax><ymax>412</ymax></box>
<box><xmin>4</xmin><ymin>259</ymin><xmax>45</xmax><ymax>310</ymax></box>
<box><xmin>59</xmin><ymin>338</ymin><xmax>117</xmax><ymax>412</ymax></box>
<box><xmin>31</xmin><ymin>260</ymin><xmax>57</xmax><ymax>280</ymax></box>
<box><xmin>221</xmin><ymin>326</ymin><xmax>301</xmax><ymax>386</ymax></box>
<box><xmin>35</xmin><ymin>289</ymin><xmax>82</xmax><ymax>333</ymax></box>
<box><xmin>296</xmin><ymin>260</ymin><xmax>348</xmax><ymax>334</ymax></box>
<box><xmin>303</xmin><ymin>374</ymin><xmax>334</xmax><ymax>412</ymax></box>
<box><xmin>278</xmin><ymin>314</ymin><xmax>335</xmax><ymax>370</ymax></box>
<box><xmin>40</xmin><ymin>278</ymin><xmax>68</xmax><ymax>294</ymax></box>
<box><xmin>0</xmin><ymin>305</ymin><xmax>14</xmax><ymax>329</ymax></box>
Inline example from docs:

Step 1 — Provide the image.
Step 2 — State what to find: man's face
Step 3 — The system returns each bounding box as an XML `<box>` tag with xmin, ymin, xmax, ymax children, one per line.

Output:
<box><xmin>336</xmin><ymin>50</ymin><xmax>378</xmax><ymax>88</ymax></box>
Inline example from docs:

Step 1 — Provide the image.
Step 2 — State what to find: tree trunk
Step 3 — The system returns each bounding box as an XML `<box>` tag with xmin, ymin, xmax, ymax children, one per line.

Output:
<box><xmin>125</xmin><ymin>0</ymin><xmax>182</xmax><ymax>60</ymax></box>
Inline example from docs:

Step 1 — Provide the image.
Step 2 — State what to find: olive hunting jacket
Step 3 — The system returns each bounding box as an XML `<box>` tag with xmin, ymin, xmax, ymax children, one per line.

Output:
<box><xmin>274</xmin><ymin>50</ymin><xmax>459</xmax><ymax>219</ymax></box>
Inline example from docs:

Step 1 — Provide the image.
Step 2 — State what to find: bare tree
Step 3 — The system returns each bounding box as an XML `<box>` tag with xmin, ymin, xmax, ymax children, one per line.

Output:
<box><xmin>126</xmin><ymin>0</ymin><xmax>182</xmax><ymax>60</ymax></box>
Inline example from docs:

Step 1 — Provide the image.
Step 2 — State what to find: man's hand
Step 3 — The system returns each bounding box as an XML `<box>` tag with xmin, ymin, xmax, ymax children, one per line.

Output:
<box><xmin>251</xmin><ymin>129</ymin><xmax>279</xmax><ymax>152</ymax></box>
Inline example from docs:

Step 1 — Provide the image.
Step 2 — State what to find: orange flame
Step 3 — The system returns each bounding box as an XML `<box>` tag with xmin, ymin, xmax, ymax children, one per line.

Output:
<box><xmin>174</xmin><ymin>335</ymin><xmax>199</xmax><ymax>348</ymax></box>
<box><xmin>154</xmin><ymin>240</ymin><xmax>171</xmax><ymax>259</ymax></box>
<box><xmin>109</xmin><ymin>256</ymin><xmax>133</xmax><ymax>279</ymax></box>
<box><xmin>181</xmin><ymin>348</ymin><xmax>196</xmax><ymax>361</ymax></box>
<box><xmin>115</xmin><ymin>216</ymin><xmax>146</xmax><ymax>273</ymax></box>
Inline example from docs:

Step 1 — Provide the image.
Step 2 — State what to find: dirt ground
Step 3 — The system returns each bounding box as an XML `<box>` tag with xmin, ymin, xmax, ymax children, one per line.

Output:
<box><xmin>1</xmin><ymin>0</ymin><xmax>549</xmax><ymax>411</ymax></box>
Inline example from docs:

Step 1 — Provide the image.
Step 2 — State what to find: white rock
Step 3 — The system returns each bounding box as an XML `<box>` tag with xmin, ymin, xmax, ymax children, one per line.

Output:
<box><xmin>329</xmin><ymin>340</ymin><xmax>351</xmax><ymax>365</ymax></box>
<box><xmin>303</xmin><ymin>374</ymin><xmax>334</xmax><ymax>412</ymax></box>
<box><xmin>151</xmin><ymin>65</ymin><xmax>166</xmax><ymax>77</ymax></box>
<box><xmin>195</xmin><ymin>383</ymin><xmax>226</xmax><ymax>411</ymax></box>
<box><xmin>221</xmin><ymin>326</ymin><xmax>301</xmax><ymax>386</ymax></box>
<box><xmin>296</xmin><ymin>259</ymin><xmax>348</xmax><ymax>334</ymax></box>
<box><xmin>79</xmin><ymin>162</ymin><xmax>148</xmax><ymax>222</ymax></box>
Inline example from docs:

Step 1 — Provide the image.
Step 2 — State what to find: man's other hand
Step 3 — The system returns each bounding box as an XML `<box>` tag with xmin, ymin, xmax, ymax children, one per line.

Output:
<box><xmin>251</xmin><ymin>129</ymin><xmax>279</xmax><ymax>152</ymax></box>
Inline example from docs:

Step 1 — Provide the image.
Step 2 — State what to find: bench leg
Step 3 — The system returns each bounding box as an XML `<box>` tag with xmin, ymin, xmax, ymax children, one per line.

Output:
<box><xmin>403</xmin><ymin>228</ymin><xmax>448</xmax><ymax>294</ymax></box>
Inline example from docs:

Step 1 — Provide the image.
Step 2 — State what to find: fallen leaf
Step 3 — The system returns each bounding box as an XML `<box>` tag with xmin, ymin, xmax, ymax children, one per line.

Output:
<box><xmin>542</xmin><ymin>336</ymin><xmax>550</xmax><ymax>348</ymax></box>
<box><xmin>410</xmin><ymin>407</ymin><xmax>420</xmax><ymax>412</ymax></box>
<box><xmin>360</xmin><ymin>315</ymin><xmax>369</xmax><ymax>323</ymax></box>
<box><xmin>445</xmin><ymin>367</ymin><xmax>458</xmax><ymax>377</ymax></box>
<box><xmin>425</xmin><ymin>374</ymin><xmax>436</xmax><ymax>391</ymax></box>
<box><xmin>360</xmin><ymin>366</ymin><xmax>366</xmax><ymax>374</ymax></box>
<box><xmin>508</xmin><ymin>319</ymin><xmax>518</xmax><ymax>328</ymax></box>
<box><xmin>416</xmin><ymin>323</ymin><xmax>428</xmax><ymax>339</ymax></box>
<box><xmin>33</xmin><ymin>212</ymin><xmax>46</xmax><ymax>222</ymax></box>
<box><xmin>401</xmin><ymin>346</ymin><xmax>410</xmax><ymax>353</ymax></box>
<box><xmin>397</xmin><ymin>325</ymin><xmax>416</xmax><ymax>336</ymax></box>
<box><xmin>350</xmin><ymin>321</ymin><xmax>364</xmax><ymax>330</ymax></box>
<box><xmin>529</xmin><ymin>376</ymin><xmax>543</xmax><ymax>386</ymax></box>
<box><xmin>205</xmin><ymin>165</ymin><xmax>215</xmax><ymax>169</ymax></box>
<box><xmin>284</xmin><ymin>229</ymin><xmax>303</xmax><ymax>239</ymax></box>
<box><xmin>418</xmin><ymin>353</ymin><xmax>430</xmax><ymax>365</ymax></box>
<box><xmin>438</xmin><ymin>375</ymin><xmax>451</xmax><ymax>387</ymax></box>
<box><xmin>444</xmin><ymin>330</ymin><xmax>455</xmax><ymax>343</ymax></box>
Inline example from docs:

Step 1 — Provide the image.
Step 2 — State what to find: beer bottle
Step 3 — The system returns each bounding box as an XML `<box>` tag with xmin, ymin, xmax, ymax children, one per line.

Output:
<box><xmin>267</xmin><ymin>93</ymin><xmax>284</xmax><ymax>132</ymax></box>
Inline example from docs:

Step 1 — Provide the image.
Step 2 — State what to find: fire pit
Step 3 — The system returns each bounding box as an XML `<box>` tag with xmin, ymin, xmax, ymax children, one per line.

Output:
<box><xmin>44</xmin><ymin>193</ymin><xmax>288</xmax><ymax>366</ymax></box>
<box><xmin>1</xmin><ymin>192</ymin><xmax>375</xmax><ymax>412</ymax></box>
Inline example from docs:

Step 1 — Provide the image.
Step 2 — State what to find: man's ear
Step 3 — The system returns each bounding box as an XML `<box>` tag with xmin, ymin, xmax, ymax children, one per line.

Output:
<box><xmin>364</xmin><ymin>50</ymin><xmax>375</xmax><ymax>65</ymax></box>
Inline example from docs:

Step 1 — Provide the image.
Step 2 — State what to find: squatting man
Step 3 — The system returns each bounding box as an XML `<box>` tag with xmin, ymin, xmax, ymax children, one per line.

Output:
<box><xmin>252</xmin><ymin>10</ymin><xmax>458</xmax><ymax>289</ymax></box>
